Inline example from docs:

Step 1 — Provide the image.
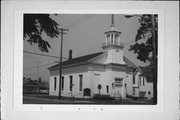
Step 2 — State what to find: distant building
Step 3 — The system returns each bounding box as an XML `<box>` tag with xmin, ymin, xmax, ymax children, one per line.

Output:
<box><xmin>23</xmin><ymin>79</ymin><xmax>41</xmax><ymax>94</ymax></box>
<box><xmin>132</xmin><ymin>67</ymin><xmax>153</xmax><ymax>99</ymax></box>
<box><xmin>48</xmin><ymin>15</ymin><xmax>153</xmax><ymax>99</ymax></box>
<box><xmin>23</xmin><ymin>78</ymin><xmax>49</xmax><ymax>94</ymax></box>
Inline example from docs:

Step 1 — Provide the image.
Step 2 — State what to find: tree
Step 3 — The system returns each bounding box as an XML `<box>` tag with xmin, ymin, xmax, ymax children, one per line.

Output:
<box><xmin>129</xmin><ymin>14</ymin><xmax>158</xmax><ymax>68</ymax></box>
<box><xmin>24</xmin><ymin>14</ymin><xmax>60</xmax><ymax>52</ymax></box>
<box><xmin>128</xmin><ymin>14</ymin><xmax>158</xmax><ymax>104</ymax></box>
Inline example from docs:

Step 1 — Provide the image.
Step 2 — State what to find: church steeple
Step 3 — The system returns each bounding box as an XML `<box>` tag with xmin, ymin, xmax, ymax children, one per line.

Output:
<box><xmin>102</xmin><ymin>14</ymin><xmax>125</xmax><ymax>64</ymax></box>
<box><xmin>102</xmin><ymin>14</ymin><xmax>124</xmax><ymax>51</ymax></box>
<box><xmin>111</xmin><ymin>14</ymin><xmax>115</xmax><ymax>27</ymax></box>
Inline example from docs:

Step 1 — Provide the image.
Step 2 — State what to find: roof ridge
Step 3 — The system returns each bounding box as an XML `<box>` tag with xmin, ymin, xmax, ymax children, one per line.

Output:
<box><xmin>70</xmin><ymin>52</ymin><xmax>103</xmax><ymax>60</ymax></box>
<box><xmin>123</xmin><ymin>56</ymin><xmax>137</xmax><ymax>68</ymax></box>
<box><xmin>48</xmin><ymin>52</ymin><xmax>104</xmax><ymax>70</ymax></box>
<box><xmin>48</xmin><ymin>52</ymin><xmax>137</xmax><ymax>70</ymax></box>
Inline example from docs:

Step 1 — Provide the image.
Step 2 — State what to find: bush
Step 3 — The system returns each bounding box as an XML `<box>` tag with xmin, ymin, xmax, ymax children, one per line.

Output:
<box><xmin>92</xmin><ymin>94</ymin><xmax>115</xmax><ymax>100</ymax></box>
<box><xmin>127</xmin><ymin>95</ymin><xmax>138</xmax><ymax>100</ymax></box>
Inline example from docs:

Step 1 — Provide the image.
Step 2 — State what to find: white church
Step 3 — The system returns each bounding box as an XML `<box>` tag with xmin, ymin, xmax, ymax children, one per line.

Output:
<box><xmin>48</xmin><ymin>15</ymin><xmax>153</xmax><ymax>100</ymax></box>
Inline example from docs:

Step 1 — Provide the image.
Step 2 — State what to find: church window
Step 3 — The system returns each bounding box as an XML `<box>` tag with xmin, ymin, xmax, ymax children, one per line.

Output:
<box><xmin>106</xmin><ymin>85</ymin><xmax>109</xmax><ymax>93</ymax></box>
<box><xmin>133</xmin><ymin>87</ymin><xmax>135</xmax><ymax>95</ymax></box>
<box><xmin>69</xmin><ymin>75</ymin><xmax>73</xmax><ymax>91</ymax></box>
<box><xmin>115</xmin><ymin>34</ymin><xmax>119</xmax><ymax>43</ymax></box>
<box><xmin>61</xmin><ymin>76</ymin><xmax>64</xmax><ymax>91</ymax></box>
<box><xmin>54</xmin><ymin>77</ymin><xmax>57</xmax><ymax>91</ymax></box>
<box><xmin>133</xmin><ymin>76</ymin><xmax>135</xmax><ymax>84</ymax></box>
<box><xmin>79</xmin><ymin>75</ymin><xmax>83</xmax><ymax>92</ymax></box>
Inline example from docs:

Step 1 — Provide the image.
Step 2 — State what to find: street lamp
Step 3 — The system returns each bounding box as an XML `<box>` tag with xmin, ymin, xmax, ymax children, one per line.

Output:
<box><xmin>125</xmin><ymin>14</ymin><xmax>157</xmax><ymax>104</ymax></box>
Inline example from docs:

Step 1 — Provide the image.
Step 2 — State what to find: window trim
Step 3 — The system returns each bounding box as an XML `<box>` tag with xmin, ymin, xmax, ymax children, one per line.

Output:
<box><xmin>69</xmin><ymin>75</ymin><xmax>73</xmax><ymax>92</ymax></box>
<box><xmin>133</xmin><ymin>75</ymin><xmax>135</xmax><ymax>84</ymax></box>
<box><xmin>106</xmin><ymin>85</ymin><xmax>109</xmax><ymax>94</ymax></box>
<box><xmin>78</xmin><ymin>74</ymin><xmax>83</xmax><ymax>93</ymax></box>
<box><xmin>54</xmin><ymin>77</ymin><xmax>57</xmax><ymax>91</ymax></box>
<box><xmin>133</xmin><ymin>87</ymin><xmax>135</xmax><ymax>95</ymax></box>
<box><xmin>61</xmin><ymin>76</ymin><xmax>64</xmax><ymax>91</ymax></box>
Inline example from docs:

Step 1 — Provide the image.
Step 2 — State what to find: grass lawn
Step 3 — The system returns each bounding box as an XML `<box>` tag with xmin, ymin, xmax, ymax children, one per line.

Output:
<box><xmin>23</xmin><ymin>93</ymin><xmax>153</xmax><ymax>105</ymax></box>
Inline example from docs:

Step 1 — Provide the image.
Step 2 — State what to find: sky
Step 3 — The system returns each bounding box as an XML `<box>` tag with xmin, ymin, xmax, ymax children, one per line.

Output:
<box><xmin>23</xmin><ymin>14</ymin><xmax>148</xmax><ymax>81</ymax></box>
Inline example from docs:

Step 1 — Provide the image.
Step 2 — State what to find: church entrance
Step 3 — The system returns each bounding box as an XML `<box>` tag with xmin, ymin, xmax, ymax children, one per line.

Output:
<box><xmin>114</xmin><ymin>78</ymin><xmax>123</xmax><ymax>99</ymax></box>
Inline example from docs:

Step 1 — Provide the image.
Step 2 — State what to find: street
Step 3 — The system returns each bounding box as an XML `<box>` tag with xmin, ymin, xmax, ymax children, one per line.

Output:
<box><xmin>23</xmin><ymin>94</ymin><xmax>153</xmax><ymax>105</ymax></box>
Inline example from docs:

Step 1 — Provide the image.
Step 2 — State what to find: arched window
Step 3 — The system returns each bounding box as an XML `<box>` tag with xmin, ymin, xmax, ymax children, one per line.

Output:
<box><xmin>115</xmin><ymin>34</ymin><xmax>119</xmax><ymax>44</ymax></box>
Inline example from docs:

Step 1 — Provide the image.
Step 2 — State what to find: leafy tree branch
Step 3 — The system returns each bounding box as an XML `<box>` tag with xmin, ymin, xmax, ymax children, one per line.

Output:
<box><xmin>23</xmin><ymin>14</ymin><xmax>60</xmax><ymax>52</ymax></box>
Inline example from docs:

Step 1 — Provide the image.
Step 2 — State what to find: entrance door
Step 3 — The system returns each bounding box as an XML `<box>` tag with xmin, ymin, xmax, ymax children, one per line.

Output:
<box><xmin>114</xmin><ymin>78</ymin><xmax>123</xmax><ymax>99</ymax></box>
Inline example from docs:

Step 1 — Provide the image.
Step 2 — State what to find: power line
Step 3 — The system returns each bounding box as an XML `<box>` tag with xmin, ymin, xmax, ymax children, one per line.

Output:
<box><xmin>124</xmin><ymin>40</ymin><xmax>135</xmax><ymax>46</ymax></box>
<box><xmin>23</xmin><ymin>50</ymin><xmax>68</xmax><ymax>59</ymax></box>
<box><xmin>124</xmin><ymin>38</ymin><xmax>148</xmax><ymax>46</ymax></box>
<box><xmin>24</xmin><ymin>62</ymin><xmax>56</xmax><ymax>70</ymax></box>
<box><xmin>62</xmin><ymin>15</ymin><xmax>84</xmax><ymax>28</ymax></box>
<box><xmin>65</xmin><ymin>15</ymin><xmax>94</xmax><ymax>29</ymax></box>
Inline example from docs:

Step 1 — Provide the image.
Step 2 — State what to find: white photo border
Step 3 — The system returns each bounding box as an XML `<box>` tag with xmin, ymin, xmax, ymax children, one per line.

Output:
<box><xmin>14</xmin><ymin>9</ymin><xmax>164</xmax><ymax>112</ymax></box>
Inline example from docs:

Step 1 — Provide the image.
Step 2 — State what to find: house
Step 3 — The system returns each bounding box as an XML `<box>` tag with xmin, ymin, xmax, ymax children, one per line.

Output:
<box><xmin>48</xmin><ymin>15</ymin><xmax>153</xmax><ymax>99</ymax></box>
<box><xmin>23</xmin><ymin>79</ymin><xmax>41</xmax><ymax>94</ymax></box>
<box><xmin>132</xmin><ymin>67</ymin><xmax>153</xmax><ymax>99</ymax></box>
<box><xmin>23</xmin><ymin>77</ymin><xmax>49</xmax><ymax>94</ymax></box>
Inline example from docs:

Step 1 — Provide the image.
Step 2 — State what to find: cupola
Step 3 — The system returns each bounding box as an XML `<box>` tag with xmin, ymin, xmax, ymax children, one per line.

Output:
<box><xmin>102</xmin><ymin>14</ymin><xmax>124</xmax><ymax>51</ymax></box>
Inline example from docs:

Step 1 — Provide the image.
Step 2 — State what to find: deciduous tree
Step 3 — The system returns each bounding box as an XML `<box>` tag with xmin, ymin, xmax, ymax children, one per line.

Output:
<box><xmin>129</xmin><ymin>14</ymin><xmax>158</xmax><ymax>68</ymax></box>
<box><xmin>24</xmin><ymin>14</ymin><xmax>60</xmax><ymax>52</ymax></box>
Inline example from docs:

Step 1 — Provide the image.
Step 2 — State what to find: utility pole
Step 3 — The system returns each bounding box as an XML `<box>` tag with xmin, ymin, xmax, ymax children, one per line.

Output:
<box><xmin>124</xmin><ymin>14</ymin><xmax>157</xmax><ymax>104</ymax></box>
<box><xmin>59</xmin><ymin>28</ymin><xmax>68</xmax><ymax>100</ymax></box>
<box><xmin>152</xmin><ymin>14</ymin><xmax>157</xmax><ymax>104</ymax></box>
<box><xmin>36</xmin><ymin>61</ymin><xmax>40</xmax><ymax>81</ymax></box>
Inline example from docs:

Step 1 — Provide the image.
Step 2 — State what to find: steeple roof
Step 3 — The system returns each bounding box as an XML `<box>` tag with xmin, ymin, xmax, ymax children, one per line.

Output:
<box><xmin>105</xmin><ymin>14</ymin><xmax>121</xmax><ymax>33</ymax></box>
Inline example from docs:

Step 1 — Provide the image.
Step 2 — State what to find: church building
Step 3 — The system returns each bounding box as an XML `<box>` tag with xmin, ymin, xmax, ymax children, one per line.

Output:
<box><xmin>48</xmin><ymin>15</ymin><xmax>153</xmax><ymax>99</ymax></box>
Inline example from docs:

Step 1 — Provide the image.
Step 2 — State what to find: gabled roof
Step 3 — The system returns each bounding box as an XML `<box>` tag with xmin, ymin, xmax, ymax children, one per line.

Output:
<box><xmin>48</xmin><ymin>52</ymin><xmax>137</xmax><ymax>70</ymax></box>
<box><xmin>48</xmin><ymin>52</ymin><xmax>104</xmax><ymax>70</ymax></box>
<box><xmin>123</xmin><ymin>56</ymin><xmax>137</xmax><ymax>68</ymax></box>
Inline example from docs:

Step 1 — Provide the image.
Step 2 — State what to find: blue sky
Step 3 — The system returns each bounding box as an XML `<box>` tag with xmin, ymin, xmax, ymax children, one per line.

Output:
<box><xmin>23</xmin><ymin>14</ymin><xmax>148</xmax><ymax>81</ymax></box>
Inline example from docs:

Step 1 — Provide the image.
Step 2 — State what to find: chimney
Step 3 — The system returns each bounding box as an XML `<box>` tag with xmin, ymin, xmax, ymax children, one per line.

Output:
<box><xmin>69</xmin><ymin>49</ymin><xmax>72</xmax><ymax>60</ymax></box>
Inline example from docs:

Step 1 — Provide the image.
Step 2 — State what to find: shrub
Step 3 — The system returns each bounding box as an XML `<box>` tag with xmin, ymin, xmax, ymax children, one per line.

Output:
<box><xmin>92</xmin><ymin>94</ymin><xmax>115</xmax><ymax>100</ymax></box>
<box><xmin>127</xmin><ymin>95</ymin><xmax>138</xmax><ymax>100</ymax></box>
